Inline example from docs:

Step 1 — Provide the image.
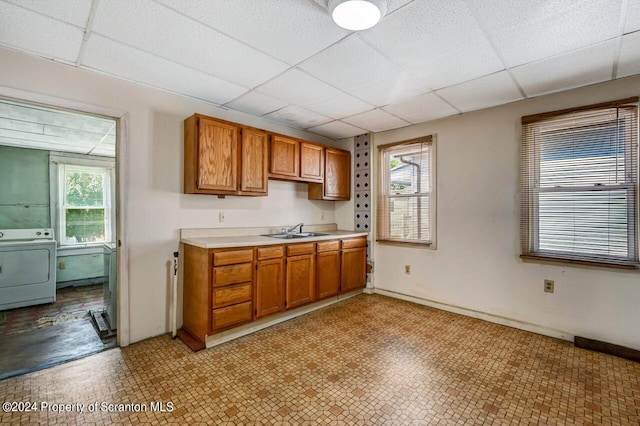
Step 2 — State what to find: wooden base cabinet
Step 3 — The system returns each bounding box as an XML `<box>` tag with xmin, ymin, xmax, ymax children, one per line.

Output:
<box><xmin>179</xmin><ymin>245</ymin><xmax>254</xmax><ymax>351</ymax></box>
<box><xmin>285</xmin><ymin>243</ymin><xmax>315</xmax><ymax>309</ymax></box>
<box><xmin>255</xmin><ymin>246</ymin><xmax>285</xmax><ymax>319</ymax></box>
<box><xmin>341</xmin><ymin>237</ymin><xmax>367</xmax><ymax>293</ymax></box>
<box><xmin>316</xmin><ymin>240</ymin><xmax>341</xmax><ymax>300</ymax></box>
<box><xmin>179</xmin><ymin>235</ymin><xmax>367</xmax><ymax>351</ymax></box>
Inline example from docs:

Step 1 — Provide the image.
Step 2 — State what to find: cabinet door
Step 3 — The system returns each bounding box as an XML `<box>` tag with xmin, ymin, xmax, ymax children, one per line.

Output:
<box><xmin>197</xmin><ymin>117</ymin><xmax>239</xmax><ymax>192</ymax></box>
<box><xmin>286</xmin><ymin>254</ymin><xmax>314</xmax><ymax>309</ymax></box>
<box><xmin>255</xmin><ymin>258</ymin><xmax>284</xmax><ymax>318</ymax></box>
<box><xmin>300</xmin><ymin>142</ymin><xmax>324</xmax><ymax>183</ymax></box>
<box><xmin>316</xmin><ymin>250</ymin><xmax>340</xmax><ymax>300</ymax></box>
<box><xmin>341</xmin><ymin>247</ymin><xmax>366</xmax><ymax>292</ymax></box>
<box><xmin>270</xmin><ymin>135</ymin><xmax>299</xmax><ymax>178</ymax></box>
<box><xmin>239</xmin><ymin>128</ymin><xmax>268</xmax><ymax>195</ymax></box>
<box><xmin>324</xmin><ymin>147</ymin><xmax>351</xmax><ymax>199</ymax></box>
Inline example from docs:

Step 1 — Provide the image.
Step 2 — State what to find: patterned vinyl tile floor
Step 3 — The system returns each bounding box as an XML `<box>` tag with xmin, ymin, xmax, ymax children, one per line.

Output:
<box><xmin>1</xmin><ymin>294</ymin><xmax>638</xmax><ymax>425</ymax></box>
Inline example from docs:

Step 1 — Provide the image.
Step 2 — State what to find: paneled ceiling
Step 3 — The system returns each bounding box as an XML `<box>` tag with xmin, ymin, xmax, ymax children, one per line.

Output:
<box><xmin>1</xmin><ymin>0</ymin><xmax>639</xmax><ymax>140</ymax></box>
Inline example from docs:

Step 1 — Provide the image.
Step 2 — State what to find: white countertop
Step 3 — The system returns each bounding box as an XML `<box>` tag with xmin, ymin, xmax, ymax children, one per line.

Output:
<box><xmin>181</xmin><ymin>230</ymin><xmax>368</xmax><ymax>249</ymax></box>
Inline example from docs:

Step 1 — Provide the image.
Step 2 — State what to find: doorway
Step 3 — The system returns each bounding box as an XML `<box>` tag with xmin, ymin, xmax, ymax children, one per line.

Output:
<box><xmin>0</xmin><ymin>97</ymin><xmax>121</xmax><ymax>379</ymax></box>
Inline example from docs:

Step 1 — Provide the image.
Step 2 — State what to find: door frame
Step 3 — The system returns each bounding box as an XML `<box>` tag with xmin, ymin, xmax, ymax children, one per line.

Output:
<box><xmin>0</xmin><ymin>85</ymin><xmax>131</xmax><ymax>347</ymax></box>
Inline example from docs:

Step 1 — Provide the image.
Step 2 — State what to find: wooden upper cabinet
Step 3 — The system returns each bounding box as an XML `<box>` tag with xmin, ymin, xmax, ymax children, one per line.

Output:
<box><xmin>269</xmin><ymin>135</ymin><xmax>299</xmax><ymax>179</ymax></box>
<box><xmin>309</xmin><ymin>147</ymin><xmax>351</xmax><ymax>201</ymax></box>
<box><xmin>299</xmin><ymin>142</ymin><xmax>324</xmax><ymax>183</ymax></box>
<box><xmin>239</xmin><ymin>128</ymin><xmax>268</xmax><ymax>195</ymax></box>
<box><xmin>269</xmin><ymin>136</ymin><xmax>325</xmax><ymax>183</ymax></box>
<box><xmin>184</xmin><ymin>113</ymin><xmax>268</xmax><ymax>196</ymax></box>
<box><xmin>196</xmin><ymin>117</ymin><xmax>238</xmax><ymax>193</ymax></box>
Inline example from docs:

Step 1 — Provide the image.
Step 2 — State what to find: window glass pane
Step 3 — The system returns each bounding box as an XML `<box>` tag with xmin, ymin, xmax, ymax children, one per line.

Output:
<box><xmin>65</xmin><ymin>170</ymin><xmax>104</xmax><ymax>207</ymax></box>
<box><xmin>538</xmin><ymin>190</ymin><xmax>629</xmax><ymax>257</ymax></box>
<box><xmin>540</xmin><ymin>122</ymin><xmax>626</xmax><ymax>188</ymax></box>
<box><xmin>389</xmin><ymin>196</ymin><xmax>430</xmax><ymax>240</ymax></box>
<box><xmin>65</xmin><ymin>208</ymin><xmax>106</xmax><ymax>243</ymax></box>
<box><xmin>388</xmin><ymin>145</ymin><xmax>430</xmax><ymax>194</ymax></box>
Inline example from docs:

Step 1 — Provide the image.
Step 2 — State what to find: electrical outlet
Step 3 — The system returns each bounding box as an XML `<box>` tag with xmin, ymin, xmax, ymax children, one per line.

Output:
<box><xmin>405</xmin><ymin>265</ymin><xmax>411</xmax><ymax>275</ymax></box>
<box><xmin>321</xmin><ymin>211</ymin><xmax>326</xmax><ymax>221</ymax></box>
<box><xmin>59</xmin><ymin>261</ymin><xmax>66</xmax><ymax>270</ymax></box>
<box><xmin>218</xmin><ymin>212</ymin><xmax>226</xmax><ymax>223</ymax></box>
<box><xmin>544</xmin><ymin>279</ymin><xmax>554</xmax><ymax>293</ymax></box>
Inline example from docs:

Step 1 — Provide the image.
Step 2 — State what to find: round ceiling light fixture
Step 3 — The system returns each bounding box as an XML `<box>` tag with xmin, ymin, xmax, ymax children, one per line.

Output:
<box><xmin>328</xmin><ymin>0</ymin><xmax>388</xmax><ymax>31</ymax></box>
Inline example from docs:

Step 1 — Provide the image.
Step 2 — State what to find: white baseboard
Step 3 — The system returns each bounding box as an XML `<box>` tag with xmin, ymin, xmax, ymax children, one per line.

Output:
<box><xmin>374</xmin><ymin>288</ymin><xmax>573</xmax><ymax>343</ymax></box>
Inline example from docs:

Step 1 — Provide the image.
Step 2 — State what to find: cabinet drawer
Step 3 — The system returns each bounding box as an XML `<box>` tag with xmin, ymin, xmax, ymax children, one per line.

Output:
<box><xmin>212</xmin><ymin>282</ymin><xmax>251</xmax><ymax>308</ymax></box>
<box><xmin>257</xmin><ymin>245</ymin><xmax>283</xmax><ymax>260</ymax></box>
<box><xmin>286</xmin><ymin>242</ymin><xmax>315</xmax><ymax>256</ymax></box>
<box><xmin>213</xmin><ymin>263</ymin><xmax>252</xmax><ymax>287</ymax></box>
<box><xmin>341</xmin><ymin>237</ymin><xmax>367</xmax><ymax>249</ymax></box>
<box><xmin>316</xmin><ymin>240</ymin><xmax>340</xmax><ymax>252</ymax></box>
<box><xmin>212</xmin><ymin>301</ymin><xmax>252</xmax><ymax>330</ymax></box>
<box><xmin>213</xmin><ymin>249</ymin><xmax>253</xmax><ymax>266</ymax></box>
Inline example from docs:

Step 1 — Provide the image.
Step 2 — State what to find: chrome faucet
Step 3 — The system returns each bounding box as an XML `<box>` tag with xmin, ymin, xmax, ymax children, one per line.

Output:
<box><xmin>287</xmin><ymin>223</ymin><xmax>304</xmax><ymax>234</ymax></box>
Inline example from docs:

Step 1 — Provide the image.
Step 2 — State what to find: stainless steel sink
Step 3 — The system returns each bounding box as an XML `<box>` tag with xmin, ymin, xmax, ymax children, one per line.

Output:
<box><xmin>262</xmin><ymin>232</ymin><xmax>327</xmax><ymax>239</ymax></box>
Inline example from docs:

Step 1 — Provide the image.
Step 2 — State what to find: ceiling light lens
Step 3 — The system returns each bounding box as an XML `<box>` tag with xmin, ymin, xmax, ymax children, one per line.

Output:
<box><xmin>331</xmin><ymin>0</ymin><xmax>383</xmax><ymax>31</ymax></box>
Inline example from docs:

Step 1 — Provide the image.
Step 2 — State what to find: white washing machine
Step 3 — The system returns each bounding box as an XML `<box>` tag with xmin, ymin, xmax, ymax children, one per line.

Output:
<box><xmin>0</xmin><ymin>228</ymin><xmax>57</xmax><ymax>311</ymax></box>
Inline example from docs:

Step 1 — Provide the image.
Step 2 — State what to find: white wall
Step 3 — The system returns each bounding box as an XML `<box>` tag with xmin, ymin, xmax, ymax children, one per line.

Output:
<box><xmin>372</xmin><ymin>76</ymin><xmax>640</xmax><ymax>350</ymax></box>
<box><xmin>0</xmin><ymin>47</ymin><xmax>340</xmax><ymax>343</ymax></box>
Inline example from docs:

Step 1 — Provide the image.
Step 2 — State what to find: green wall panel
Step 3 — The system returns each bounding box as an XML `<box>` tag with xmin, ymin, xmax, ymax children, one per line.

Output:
<box><xmin>0</xmin><ymin>145</ymin><xmax>50</xmax><ymax>229</ymax></box>
<box><xmin>56</xmin><ymin>253</ymin><xmax>104</xmax><ymax>283</ymax></box>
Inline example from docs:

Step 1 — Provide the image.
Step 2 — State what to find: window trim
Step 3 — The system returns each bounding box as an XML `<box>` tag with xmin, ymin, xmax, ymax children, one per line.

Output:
<box><xmin>377</xmin><ymin>136</ymin><xmax>436</xmax><ymax>247</ymax></box>
<box><xmin>520</xmin><ymin>98</ymin><xmax>639</xmax><ymax>269</ymax></box>
<box><xmin>50</xmin><ymin>152</ymin><xmax>116</xmax><ymax>248</ymax></box>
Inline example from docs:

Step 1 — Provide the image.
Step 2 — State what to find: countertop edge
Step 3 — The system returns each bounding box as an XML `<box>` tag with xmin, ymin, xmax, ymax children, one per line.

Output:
<box><xmin>181</xmin><ymin>231</ymin><xmax>369</xmax><ymax>249</ymax></box>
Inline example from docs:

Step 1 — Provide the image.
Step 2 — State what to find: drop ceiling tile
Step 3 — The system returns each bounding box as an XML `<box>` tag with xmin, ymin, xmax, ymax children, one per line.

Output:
<box><xmin>510</xmin><ymin>40</ymin><xmax>617</xmax><ymax>97</ymax></box>
<box><xmin>264</xmin><ymin>105</ymin><xmax>332</xmax><ymax>129</ymax></box>
<box><xmin>342</xmin><ymin>109</ymin><xmax>411</xmax><ymax>133</ymax></box>
<box><xmin>617</xmin><ymin>32</ymin><xmax>640</xmax><ymax>78</ymax></box>
<box><xmin>304</xmin><ymin>92</ymin><xmax>373</xmax><ymax>120</ymax></box>
<box><xmin>306</xmin><ymin>121</ymin><xmax>367</xmax><ymax>140</ymax></box>
<box><xmin>5</xmin><ymin>0</ymin><xmax>92</xmax><ymax>27</ymax></box>
<box><xmin>157</xmin><ymin>0</ymin><xmax>347</xmax><ymax>65</ymax></box>
<box><xmin>465</xmin><ymin>0</ymin><xmax>623</xmax><ymax>67</ymax></box>
<box><xmin>0</xmin><ymin>1</ymin><xmax>83</xmax><ymax>63</ymax></box>
<box><xmin>625</xmin><ymin>0</ymin><xmax>640</xmax><ymax>34</ymax></box>
<box><xmin>225</xmin><ymin>91</ymin><xmax>288</xmax><ymax>116</ymax></box>
<box><xmin>82</xmin><ymin>35</ymin><xmax>248</xmax><ymax>105</ymax></box>
<box><xmin>299</xmin><ymin>36</ymin><xmax>432</xmax><ymax>106</ymax></box>
<box><xmin>436</xmin><ymin>71</ymin><xmax>524</xmax><ymax>113</ymax></box>
<box><xmin>382</xmin><ymin>93</ymin><xmax>459</xmax><ymax>124</ymax></box>
<box><xmin>359</xmin><ymin>0</ymin><xmax>504</xmax><ymax>90</ymax></box>
<box><xmin>256</xmin><ymin>69</ymin><xmax>347</xmax><ymax>108</ymax></box>
<box><xmin>92</xmin><ymin>0</ymin><xmax>288</xmax><ymax>88</ymax></box>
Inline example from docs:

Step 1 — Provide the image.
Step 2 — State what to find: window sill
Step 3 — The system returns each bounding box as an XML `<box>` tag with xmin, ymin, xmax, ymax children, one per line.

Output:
<box><xmin>376</xmin><ymin>239</ymin><xmax>433</xmax><ymax>248</ymax></box>
<box><xmin>520</xmin><ymin>254</ymin><xmax>639</xmax><ymax>271</ymax></box>
<box><xmin>57</xmin><ymin>244</ymin><xmax>112</xmax><ymax>256</ymax></box>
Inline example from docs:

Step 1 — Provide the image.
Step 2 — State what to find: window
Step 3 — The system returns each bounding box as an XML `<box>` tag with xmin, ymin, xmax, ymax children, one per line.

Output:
<box><xmin>51</xmin><ymin>154</ymin><xmax>115</xmax><ymax>246</ymax></box>
<box><xmin>521</xmin><ymin>98</ymin><xmax>639</xmax><ymax>268</ymax></box>
<box><xmin>377</xmin><ymin>136</ymin><xmax>435</xmax><ymax>245</ymax></box>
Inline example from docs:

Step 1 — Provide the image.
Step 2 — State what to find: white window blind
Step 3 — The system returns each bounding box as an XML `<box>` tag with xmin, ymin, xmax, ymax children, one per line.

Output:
<box><xmin>377</xmin><ymin>137</ymin><xmax>435</xmax><ymax>245</ymax></box>
<box><xmin>521</xmin><ymin>98</ymin><xmax>639</xmax><ymax>268</ymax></box>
